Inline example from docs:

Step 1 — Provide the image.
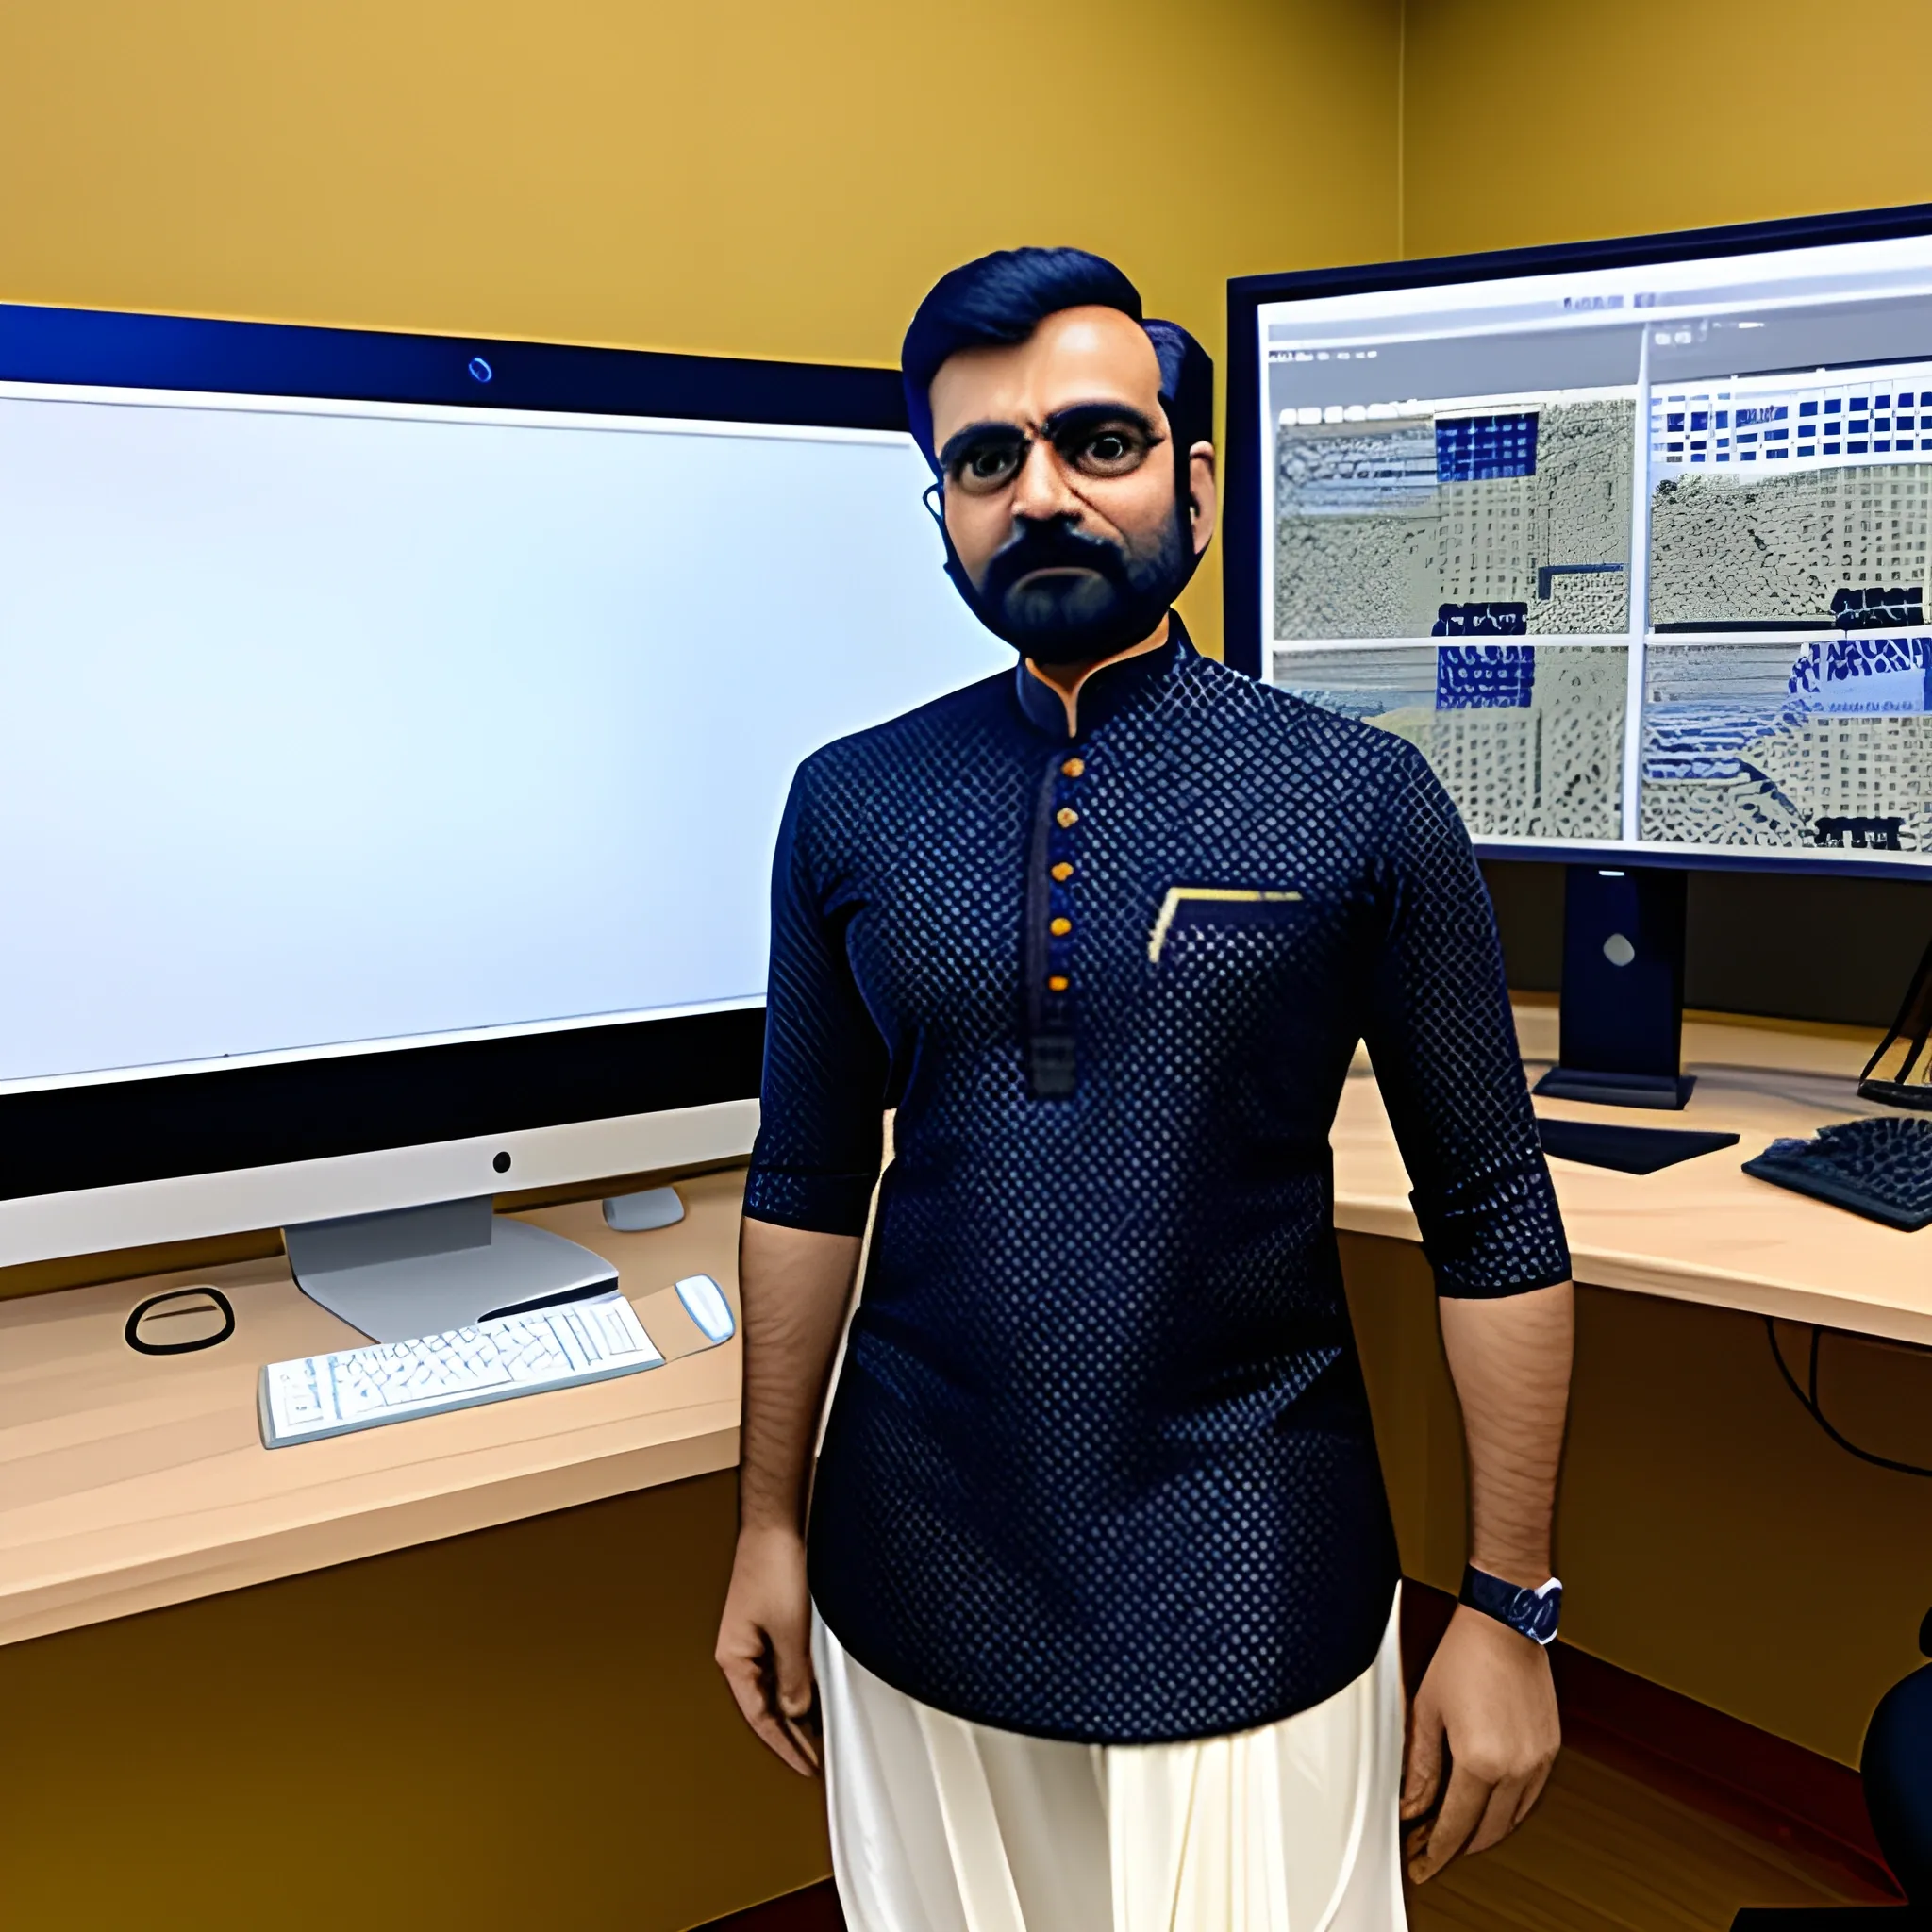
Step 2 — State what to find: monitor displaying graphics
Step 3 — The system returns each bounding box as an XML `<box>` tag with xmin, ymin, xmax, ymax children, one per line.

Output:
<box><xmin>1226</xmin><ymin>208</ymin><xmax>1932</xmax><ymax>881</ymax></box>
<box><xmin>0</xmin><ymin>307</ymin><xmax>1002</xmax><ymax>1283</ymax></box>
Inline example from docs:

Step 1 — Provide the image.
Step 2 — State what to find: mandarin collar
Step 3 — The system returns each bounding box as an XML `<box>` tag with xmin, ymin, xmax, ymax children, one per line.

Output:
<box><xmin>1011</xmin><ymin>613</ymin><xmax>1194</xmax><ymax>741</ymax></box>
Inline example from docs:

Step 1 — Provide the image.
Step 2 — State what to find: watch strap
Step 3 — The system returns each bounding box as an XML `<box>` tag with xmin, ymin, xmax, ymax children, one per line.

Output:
<box><xmin>1460</xmin><ymin>1565</ymin><xmax>1562</xmax><ymax>1646</ymax></box>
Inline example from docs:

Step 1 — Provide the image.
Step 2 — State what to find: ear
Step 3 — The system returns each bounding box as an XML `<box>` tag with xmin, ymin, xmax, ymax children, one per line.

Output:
<box><xmin>1186</xmin><ymin>441</ymin><xmax>1218</xmax><ymax>557</ymax></box>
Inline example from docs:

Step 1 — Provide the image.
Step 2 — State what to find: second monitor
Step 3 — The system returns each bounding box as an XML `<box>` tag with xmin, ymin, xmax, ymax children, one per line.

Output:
<box><xmin>1229</xmin><ymin>207</ymin><xmax>1932</xmax><ymax>1104</ymax></box>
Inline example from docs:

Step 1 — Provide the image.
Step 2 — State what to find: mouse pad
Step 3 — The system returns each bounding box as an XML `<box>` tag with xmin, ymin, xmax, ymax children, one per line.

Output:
<box><xmin>1537</xmin><ymin>1117</ymin><xmax>1740</xmax><ymax>1174</ymax></box>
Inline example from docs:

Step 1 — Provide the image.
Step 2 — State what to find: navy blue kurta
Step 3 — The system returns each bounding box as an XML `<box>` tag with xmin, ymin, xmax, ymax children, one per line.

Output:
<box><xmin>743</xmin><ymin>618</ymin><xmax>1570</xmax><ymax>1745</ymax></box>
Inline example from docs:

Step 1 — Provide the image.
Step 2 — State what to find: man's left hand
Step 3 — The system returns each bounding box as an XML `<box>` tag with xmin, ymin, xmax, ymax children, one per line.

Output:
<box><xmin>1400</xmin><ymin>1602</ymin><xmax>1560</xmax><ymax>1883</ymax></box>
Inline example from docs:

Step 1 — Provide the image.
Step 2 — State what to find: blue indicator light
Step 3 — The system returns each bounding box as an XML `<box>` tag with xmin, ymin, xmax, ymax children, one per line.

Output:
<box><xmin>467</xmin><ymin>357</ymin><xmax>493</xmax><ymax>383</ymax></box>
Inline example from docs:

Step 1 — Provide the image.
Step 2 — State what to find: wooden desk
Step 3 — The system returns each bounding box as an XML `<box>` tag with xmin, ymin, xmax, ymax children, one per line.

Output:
<box><xmin>5</xmin><ymin>1005</ymin><xmax>1921</xmax><ymax>1657</ymax></box>
<box><xmin>4</xmin><ymin>1006</ymin><xmax>1926</xmax><ymax>1791</ymax></box>
<box><xmin>1334</xmin><ymin>1006</ymin><xmax>1931</xmax><ymax>1344</ymax></box>
<box><xmin>0</xmin><ymin>1173</ymin><xmax>746</xmax><ymax>1649</ymax></box>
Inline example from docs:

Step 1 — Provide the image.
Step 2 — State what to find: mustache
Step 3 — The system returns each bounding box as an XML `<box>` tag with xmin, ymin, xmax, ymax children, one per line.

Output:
<box><xmin>976</xmin><ymin>518</ymin><xmax>1136</xmax><ymax>609</ymax></box>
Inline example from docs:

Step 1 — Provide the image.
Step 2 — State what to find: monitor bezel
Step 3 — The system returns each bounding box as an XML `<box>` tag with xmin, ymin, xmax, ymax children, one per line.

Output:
<box><xmin>1224</xmin><ymin>199</ymin><xmax>1932</xmax><ymax>884</ymax></box>
<box><xmin>0</xmin><ymin>299</ymin><xmax>908</xmax><ymax>1207</ymax></box>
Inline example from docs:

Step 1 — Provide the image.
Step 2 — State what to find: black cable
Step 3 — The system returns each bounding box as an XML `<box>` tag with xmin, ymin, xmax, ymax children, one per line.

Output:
<box><xmin>1765</xmin><ymin>1317</ymin><xmax>1932</xmax><ymax>1480</ymax></box>
<box><xmin>125</xmin><ymin>1287</ymin><xmax>236</xmax><ymax>1356</ymax></box>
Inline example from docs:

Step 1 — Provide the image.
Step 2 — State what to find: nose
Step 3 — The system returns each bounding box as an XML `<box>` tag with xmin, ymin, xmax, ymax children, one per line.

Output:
<box><xmin>1010</xmin><ymin>437</ymin><xmax>1080</xmax><ymax>524</ymax></box>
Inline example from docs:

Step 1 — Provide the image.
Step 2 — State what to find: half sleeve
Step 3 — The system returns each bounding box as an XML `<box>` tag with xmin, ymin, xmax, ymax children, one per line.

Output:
<box><xmin>741</xmin><ymin>762</ymin><xmax>890</xmax><ymax>1237</ymax></box>
<box><xmin>1359</xmin><ymin>748</ymin><xmax>1571</xmax><ymax>1298</ymax></box>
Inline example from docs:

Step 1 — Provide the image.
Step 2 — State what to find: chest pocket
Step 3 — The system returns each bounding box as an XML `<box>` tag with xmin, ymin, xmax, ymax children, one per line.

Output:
<box><xmin>1148</xmin><ymin>886</ymin><xmax>1305</xmax><ymax>962</ymax></box>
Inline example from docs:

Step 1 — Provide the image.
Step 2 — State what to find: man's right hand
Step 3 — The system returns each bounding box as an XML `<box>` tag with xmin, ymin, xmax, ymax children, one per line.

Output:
<box><xmin>721</xmin><ymin>1215</ymin><xmax>862</xmax><ymax>1777</ymax></box>
<box><xmin>716</xmin><ymin>1523</ymin><xmax>821</xmax><ymax>1777</ymax></box>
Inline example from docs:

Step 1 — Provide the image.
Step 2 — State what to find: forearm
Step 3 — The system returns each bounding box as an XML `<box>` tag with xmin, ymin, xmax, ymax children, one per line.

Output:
<box><xmin>736</xmin><ymin>1215</ymin><xmax>864</xmax><ymax>1536</ymax></box>
<box><xmin>1439</xmin><ymin>1280</ymin><xmax>1574</xmax><ymax>1583</ymax></box>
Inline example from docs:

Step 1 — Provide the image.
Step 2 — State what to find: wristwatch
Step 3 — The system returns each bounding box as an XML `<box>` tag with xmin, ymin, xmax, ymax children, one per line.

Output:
<box><xmin>1460</xmin><ymin>1565</ymin><xmax>1562</xmax><ymax>1646</ymax></box>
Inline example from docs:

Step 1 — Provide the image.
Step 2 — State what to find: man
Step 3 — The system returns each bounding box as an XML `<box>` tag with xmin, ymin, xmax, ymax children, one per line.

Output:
<box><xmin>717</xmin><ymin>246</ymin><xmax>1574</xmax><ymax>1930</ymax></box>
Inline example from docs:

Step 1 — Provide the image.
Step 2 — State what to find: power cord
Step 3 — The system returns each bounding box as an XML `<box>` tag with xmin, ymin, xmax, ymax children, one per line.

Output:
<box><xmin>125</xmin><ymin>1286</ymin><xmax>236</xmax><ymax>1356</ymax></box>
<box><xmin>1765</xmin><ymin>1318</ymin><xmax>1932</xmax><ymax>1480</ymax></box>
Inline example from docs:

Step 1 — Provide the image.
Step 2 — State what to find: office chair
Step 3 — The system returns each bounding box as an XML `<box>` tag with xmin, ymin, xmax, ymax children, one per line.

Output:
<box><xmin>1732</xmin><ymin>1610</ymin><xmax>1932</xmax><ymax>1926</ymax></box>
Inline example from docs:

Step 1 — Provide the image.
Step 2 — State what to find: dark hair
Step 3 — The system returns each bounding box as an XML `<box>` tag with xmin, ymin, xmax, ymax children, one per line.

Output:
<box><xmin>900</xmin><ymin>246</ymin><xmax>1213</xmax><ymax>478</ymax></box>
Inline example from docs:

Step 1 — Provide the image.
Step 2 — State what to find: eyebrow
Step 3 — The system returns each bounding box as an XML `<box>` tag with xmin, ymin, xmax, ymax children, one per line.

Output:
<box><xmin>935</xmin><ymin>418</ymin><xmax>1024</xmax><ymax>475</ymax></box>
<box><xmin>934</xmin><ymin>400</ymin><xmax>1164</xmax><ymax>475</ymax></box>
<box><xmin>1042</xmin><ymin>401</ymin><xmax>1162</xmax><ymax>445</ymax></box>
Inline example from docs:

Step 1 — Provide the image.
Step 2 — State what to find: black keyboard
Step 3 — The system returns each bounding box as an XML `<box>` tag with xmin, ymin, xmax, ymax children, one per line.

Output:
<box><xmin>1742</xmin><ymin>1115</ymin><xmax>1932</xmax><ymax>1231</ymax></box>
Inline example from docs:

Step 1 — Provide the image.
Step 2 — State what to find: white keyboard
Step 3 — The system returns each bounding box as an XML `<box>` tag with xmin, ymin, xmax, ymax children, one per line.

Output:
<box><xmin>259</xmin><ymin>1290</ymin><xmax>666</xmax><ymax>1448</ymax></box>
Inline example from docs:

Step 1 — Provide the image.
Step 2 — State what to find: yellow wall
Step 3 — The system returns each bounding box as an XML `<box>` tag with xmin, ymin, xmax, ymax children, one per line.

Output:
<box><xmin>8</xmin><ymin>0</ymin><xmax>1931</xmax><ymax>737</ymax></box>
<box><xmin>1403</xmin><ymin>0</ymin><xmax>1932</xmax><ymax>259</ymax></box>
<box><xmin>0</xmin><ymin>0</ymin><xmax>1405</xmax><ymax>659</ymax></box>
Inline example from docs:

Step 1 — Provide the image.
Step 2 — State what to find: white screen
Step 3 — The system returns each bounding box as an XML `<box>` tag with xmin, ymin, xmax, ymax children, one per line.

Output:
<box><xmin>0</xmin><ymin>385</ymin><xmax>1005</xmax><ymax>1088</ymax></box>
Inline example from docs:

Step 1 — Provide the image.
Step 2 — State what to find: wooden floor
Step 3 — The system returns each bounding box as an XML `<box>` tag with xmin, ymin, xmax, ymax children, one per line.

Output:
<box><xmin>708</xmin><ymin>1740</ymin><xmax>1888</xmax><ymax>1931</ymax></box>
<box><xmin>1408</xmin><ymin>1745</ymin><xmax>1881</xmax><ymax>1931</ymax></box>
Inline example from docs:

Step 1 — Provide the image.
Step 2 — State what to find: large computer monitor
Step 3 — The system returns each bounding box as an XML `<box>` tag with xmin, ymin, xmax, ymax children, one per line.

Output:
<box><xmin>0</xmin><ymin>303</ymin><xmax>1000</xmax><ymax>1331</ymax></box>
<box><xmin>1227</xmin><ymin>206</ymin><xmax>1932</xmax><ymax>1106</ymax></box>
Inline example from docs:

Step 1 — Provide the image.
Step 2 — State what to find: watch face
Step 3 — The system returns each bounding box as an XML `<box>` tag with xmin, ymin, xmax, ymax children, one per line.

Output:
<box><xmin>1517</xmin><ymin>1583</ymin><xmax>1562</xmax><ymax>1644</ymax></box>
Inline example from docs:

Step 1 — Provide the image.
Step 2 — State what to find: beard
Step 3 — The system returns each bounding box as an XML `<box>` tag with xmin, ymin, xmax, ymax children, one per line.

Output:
<box><xmin>944</xmin><ymin>508</ymin><xmax>1199</xmax><ymax>666</ymax></box>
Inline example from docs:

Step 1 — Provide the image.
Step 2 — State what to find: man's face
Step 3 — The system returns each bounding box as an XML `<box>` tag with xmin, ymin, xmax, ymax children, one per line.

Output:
<box><xmin>926</xmin><ymin>306</ymin><xmax>1216</xmax><ymax>663</ymax></box>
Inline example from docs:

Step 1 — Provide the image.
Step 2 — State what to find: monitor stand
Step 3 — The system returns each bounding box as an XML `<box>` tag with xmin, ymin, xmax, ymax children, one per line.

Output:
<box><xmin>284</xmin><ymin>1195</ymin><xmax>619</xmax><ymax>1344</ymax></box>
<box><xmin>1531</xmin><ymin>865</ymin><xmax>1694</xmax><ymax>1111</ymax></box>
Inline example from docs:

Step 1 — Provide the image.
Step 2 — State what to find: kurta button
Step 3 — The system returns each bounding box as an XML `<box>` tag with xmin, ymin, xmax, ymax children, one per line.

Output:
<box><xmin>1061</xmin><ymin>757</ymin><xmax>1086</xmax><ymax>777</ymax></box>
<box><xmin>1056</xmin><ymin>808</ymin><xmax>1078</xmax><ymax>828</ymax></box>
<box><xmin>1051</xmin><ymin>862</ymin><xmax>1074</xmax><ymax>881</ymax></box>
<box><xmin>1050</xmin><ymin>917</ymin><xmax>1072</xmax><ymax>937</ymax></box>
<box><xmin>1047</xmin><ymin>974</ymin><xmax>1070</xmax><ymax>992</ymax></box>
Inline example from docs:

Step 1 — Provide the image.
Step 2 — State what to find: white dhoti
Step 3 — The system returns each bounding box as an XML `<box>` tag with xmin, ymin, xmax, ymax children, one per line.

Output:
<box><xmin>813</xmin><ymin>1591</ymin><xmax>1407</xmax><ymax>1932</ymax></box>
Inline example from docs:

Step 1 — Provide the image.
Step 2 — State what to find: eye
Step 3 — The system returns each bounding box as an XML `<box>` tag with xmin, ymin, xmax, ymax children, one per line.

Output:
<box><xmin>1068</xmin><ymin>423</ymin><xmax>1150</xmax><ymax>475</ymax></box>
<box><xmin>951</xmin><ymin>438</ymin><xmax>1025</xmax><ymax>493</ymax></box>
